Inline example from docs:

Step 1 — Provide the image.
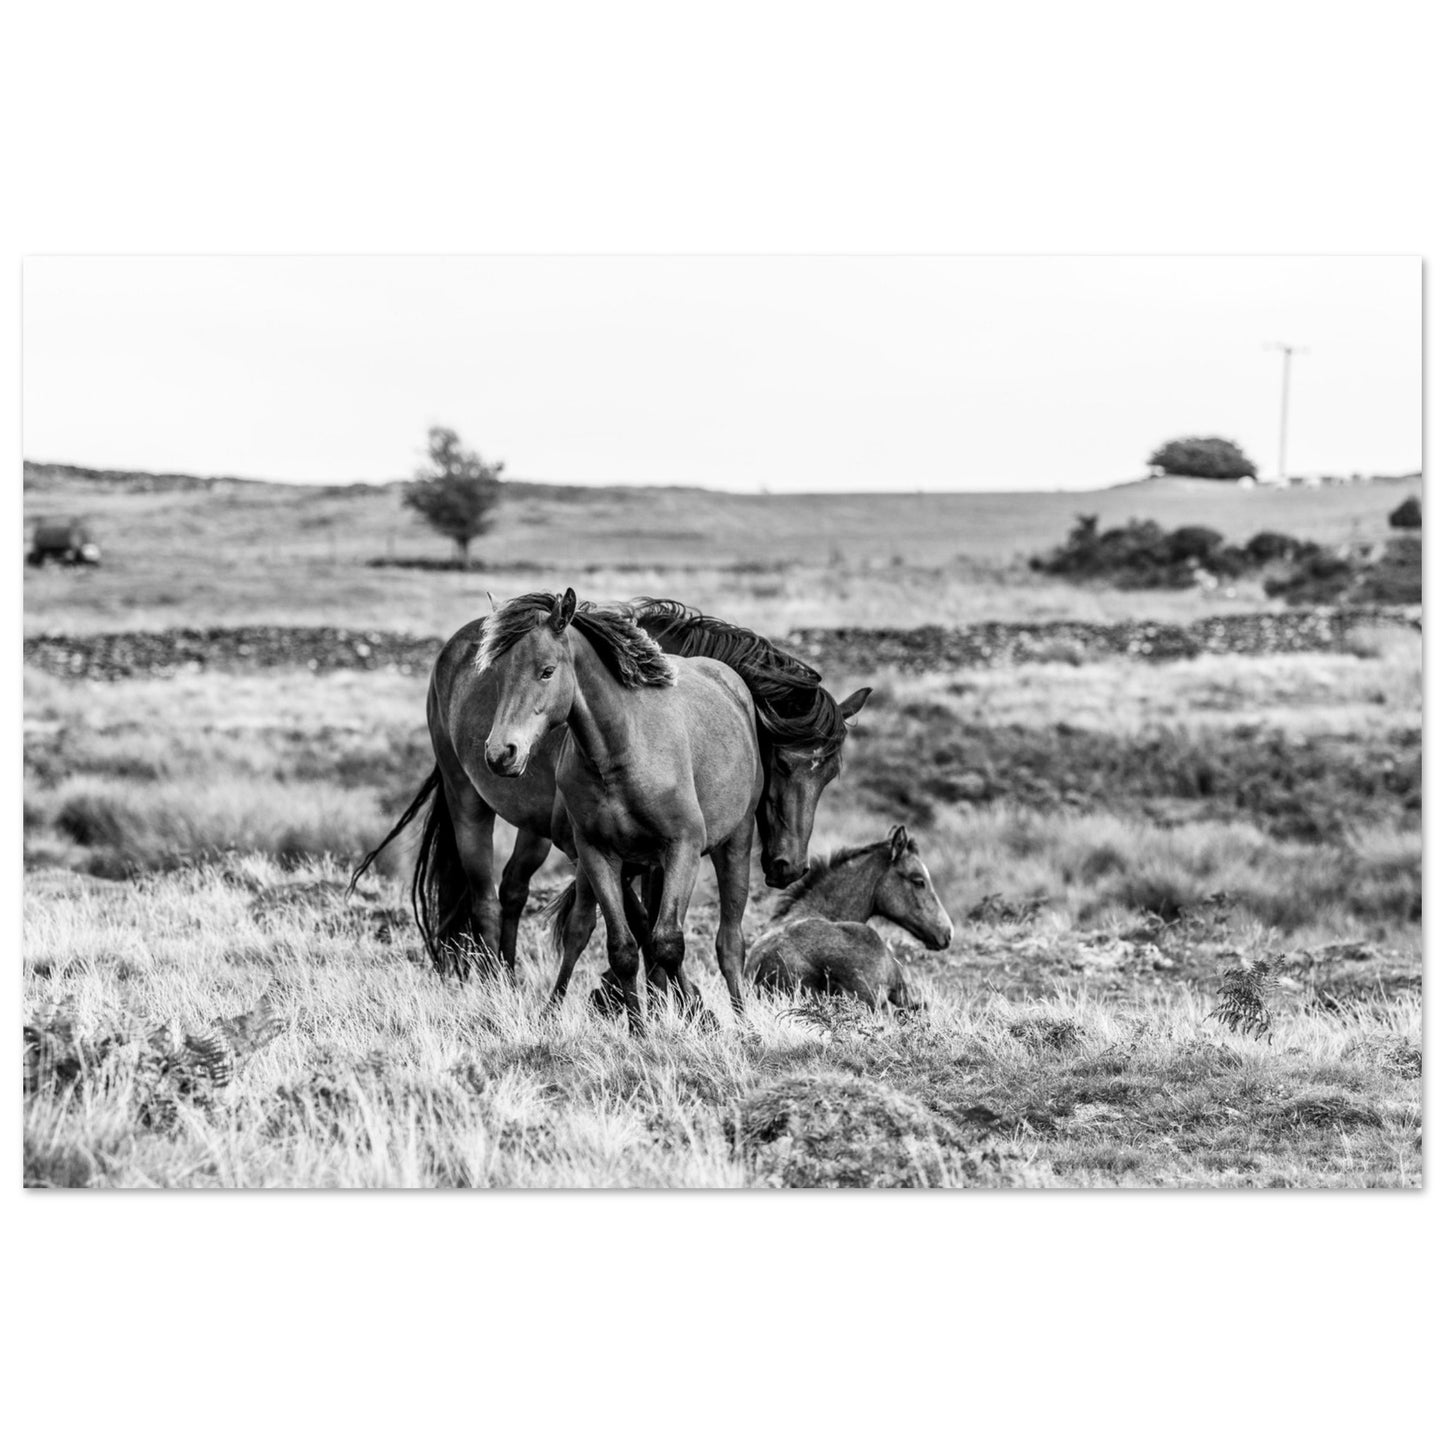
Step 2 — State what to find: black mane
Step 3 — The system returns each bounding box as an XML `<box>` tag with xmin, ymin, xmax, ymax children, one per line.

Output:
<box><xmin>627</xmin><ymin>597</ymin><xmax>847</xmax><ymax>757</ymax></box>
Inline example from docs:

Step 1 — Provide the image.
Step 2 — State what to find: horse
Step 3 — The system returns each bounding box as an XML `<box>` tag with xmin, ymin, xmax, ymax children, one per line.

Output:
<box><xmin>746</xmin><ymin>825</ymin><xmax>953</xmax><ymax>1009</ymax></box>
<box><xmin>626</xmin><ymin>599</ymin><xmax>871</xmax><ymax>891</ymax></box>
<box><xmin>479</xmin><ymin>588</ymin><xmax>762</xmax><ymax>1032</ymax></box>
<box><xmin>350</xmin><ymin>595</ymin><xmax>870</xmax><ymax>992</ymax></box>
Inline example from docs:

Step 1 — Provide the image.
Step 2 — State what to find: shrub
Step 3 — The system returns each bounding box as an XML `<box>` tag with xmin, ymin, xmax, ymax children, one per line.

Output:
<box><xmin>1031</xmin><ymin>515</ymin><xmax>1251</xmax><ymax>590</ymax></box>
<box><xmin>1147</xmin><ymin>437</ymin><xmax>1257</xmax><ymax>481</ymax></box>
<box><xmin>1263</xmin><ymin>546</ymin><xmax>1354</xmax><ymax>604</ymax></box>
<box><xmin>1388</xmin><ymin>496</ymin><xmax>1421</xmax><ymax>530</ymax></box>
<box><xmin>1354</xmin><ymin>537</ymin><xmax>1422</xmax><ymax>605</ymax></box>
<box><xmin>1244</xmin><ymin>530</ymin><xmax>1300</xmax><ymax>564</ymax></box>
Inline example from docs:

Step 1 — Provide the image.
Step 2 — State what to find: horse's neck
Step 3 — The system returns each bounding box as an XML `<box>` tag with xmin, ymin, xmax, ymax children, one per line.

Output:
<box><xmin>565</xmin><ymin>631</ymin><xmax>635</xmax><ymax>769</ymax></box>
<box><xmin>792</xmin><ymin>852</ymin><xmax>882</xmax><ymax>923</ymax></box>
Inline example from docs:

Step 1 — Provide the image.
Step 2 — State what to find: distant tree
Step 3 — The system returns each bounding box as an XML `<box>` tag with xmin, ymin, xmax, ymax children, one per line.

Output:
<box><xmin>1147</xmin><ymin>437</ymin><xmax>1257</xmax><ymax>481</ymax></box>
<box><xmin>1388</xmin><ymin>495</ymin><xmax>1422</xmax><ymax>530</ymax></box>
<box><xmin>403</xmin><ymin>426</ymin><xmax>504</xmax><ymax>565</ymax></box>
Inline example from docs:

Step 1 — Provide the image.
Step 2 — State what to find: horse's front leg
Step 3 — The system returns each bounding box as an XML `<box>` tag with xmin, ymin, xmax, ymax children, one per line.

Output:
<box><xmin>710</xmin><ymin>823</ymin><xmax>753</xmax><ymax>1017</ymax></box>
<box><xmin>650</xmin><ymin>841</ymin><xmax>708</xmax><ymax>1024</ymax></box>
<box><xmin>498</xmin><ymin>827</ymin><xmax>551</xmax><ymax>969</ymax></box>
<box><xmin>578</xmin><ymin>843</ymin><xmax>646</xmax><ymax>1035</ymax></box>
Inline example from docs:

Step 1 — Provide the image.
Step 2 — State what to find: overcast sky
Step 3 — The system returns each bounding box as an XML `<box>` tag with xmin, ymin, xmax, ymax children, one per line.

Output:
<box><xmin>22</xmin><ymin>256</ymin><xmax>1421</xmax><ymax>492</ymax></box>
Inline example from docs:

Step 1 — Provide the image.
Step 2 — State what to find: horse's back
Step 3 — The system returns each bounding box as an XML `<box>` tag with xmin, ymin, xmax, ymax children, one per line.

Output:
<box><xmin>674</xmin><ymin>655</ymin><xmax>756</xmax><ymax>725</ymax></box>
<box><xmin>748</xmin><ymin>917</ymin><xmax>908</xmax><ymax>1007</ymax></box>
<box><xmin>665</xmin><ymin>656</ymin><xmax>763</xmax><ymax>842</ymax></box>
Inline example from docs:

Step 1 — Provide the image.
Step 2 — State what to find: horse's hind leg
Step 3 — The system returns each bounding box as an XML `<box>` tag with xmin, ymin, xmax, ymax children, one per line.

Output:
<box><xmin>710</xmin><ymin>825</ymin><xmax>753</xmax><ymax>1017</ymax></box>
<box><xmin>579</xmin><ymin>845</ymin><xmax>646</xmax><ymax>1034</ymax></box>
<box><xmin>433</xmin><ymin>761</ymin><xmax>505</xmax><ymax>975</ymax></box>
<box><xmin>593</xmin><ymin>870</ymin><xmax>666</xmax><ymax>1016</ymax></box>
<box><xmin>499</xmin><ymin>827</ymin><xmax>551</xmax><ymax>969</ymax></box>
<box><xmin>547</xmin><ymin>869</ymin><xmax>597</xmax><ymax>1008</ymax></box>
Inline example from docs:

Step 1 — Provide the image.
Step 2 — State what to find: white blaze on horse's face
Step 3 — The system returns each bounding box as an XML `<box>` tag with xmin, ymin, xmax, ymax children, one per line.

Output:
<box><xmin>483</xmin><ymin>625</ymin><xmax>573</xmax><ymax>778</ymax></box>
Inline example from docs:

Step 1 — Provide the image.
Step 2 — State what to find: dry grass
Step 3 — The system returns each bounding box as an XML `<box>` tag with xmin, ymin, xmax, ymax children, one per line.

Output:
<box><xmin>22</xmin><ymin>860</ymin><xmax>1420</xmax><ymax>1188</ymax></box>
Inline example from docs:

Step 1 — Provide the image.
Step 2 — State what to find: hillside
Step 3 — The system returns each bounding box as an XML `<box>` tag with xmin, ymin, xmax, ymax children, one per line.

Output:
<box><xmin>22</xmin><ymin>459</ymin><xmax>1420</xmax><ymax>638</ymax></box>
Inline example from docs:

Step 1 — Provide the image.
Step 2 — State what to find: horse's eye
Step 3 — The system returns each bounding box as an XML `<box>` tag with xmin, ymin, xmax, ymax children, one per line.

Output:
<box><xmin>539</xmin><ymin>666</ymin><xmax>556</xmax><ymax>680</ymax></box>
<box><xmin>910</xmin><ymin>876</ymin><xmax>926</xmax><ymax>888</ymax></box>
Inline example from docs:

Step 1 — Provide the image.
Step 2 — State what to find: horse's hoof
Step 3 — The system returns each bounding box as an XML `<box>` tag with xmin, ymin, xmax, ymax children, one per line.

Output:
<box><xmin>589</xmin><ymin>983</ymin><xmax>626</xmax><ymax>1018</ymax></box>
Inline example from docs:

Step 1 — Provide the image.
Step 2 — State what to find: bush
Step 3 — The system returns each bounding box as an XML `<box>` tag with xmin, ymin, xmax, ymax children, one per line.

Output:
<box><xmin>1030</xmin><ymin>515</ymin><xmax>1251</xmax><ymax>590</ymax></box>
<box><xmin>1148</xmin><ymin>437</ymin><xmax>1257</xmax><ymax>481</ymax></box>
<box><xmin>1263</xmin><ymin>545</ymin><xmax>1354</xmax><ymax>605</ymax></box>
<box><xmin>1244</xmin><ymin>530</ymin><xmax>1300</xmax><ymax>564</ymax></box>
<box><xmin>1354</xmin><ymin>536</ymin><xmax>1422</xmax><ymax>605</ymax></box>
<box><xmin>1389</xmin><ymin>496</ymin><xmax>1422</xmax><ymax>530</ymax></box>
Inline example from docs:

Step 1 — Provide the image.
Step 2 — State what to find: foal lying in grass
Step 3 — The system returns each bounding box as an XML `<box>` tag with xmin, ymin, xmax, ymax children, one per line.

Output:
<box><xmin>746</xmin><ymin>825</ymin><xmax>953</xmax><ymax>1008</ymax></box>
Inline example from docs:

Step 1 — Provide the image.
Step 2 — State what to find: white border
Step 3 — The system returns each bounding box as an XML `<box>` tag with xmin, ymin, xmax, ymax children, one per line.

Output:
<box><xmin>7</xmin><ymin>3</ymin><xmax>1438</xmax><ymax>1438</ymax></box>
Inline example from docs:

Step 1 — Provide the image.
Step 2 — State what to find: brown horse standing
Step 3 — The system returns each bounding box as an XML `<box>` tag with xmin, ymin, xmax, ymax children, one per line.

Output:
<box><xmin>351</xmin><ymin>596</ymin><xmax>870</xmax><ymax>995</ymax></box>
<box><xmin>479</xmin><ymin>589</ymin><xmax>761</xmax><ymax>1031</ymax></box>
<box><xmin>747</xmin><ymin>826</ymin><xmax>953</xmax><ymax>1008</ymax></box>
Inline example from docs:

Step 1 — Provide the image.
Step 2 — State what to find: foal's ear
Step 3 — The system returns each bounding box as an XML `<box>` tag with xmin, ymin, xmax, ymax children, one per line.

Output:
<box><xmin>839</xmin><ymin>686</ymin><xmax>873</xmax><ymax>720</ymax></box>
<box><xmin>889</xmin><ymin>824</ymin><xmax>912</xmax><ymax>860</ymax></box>
<box><xmin>551</xmin><ymin>587</ymin><xmax>578</xmax><ymax>632</ymax></box>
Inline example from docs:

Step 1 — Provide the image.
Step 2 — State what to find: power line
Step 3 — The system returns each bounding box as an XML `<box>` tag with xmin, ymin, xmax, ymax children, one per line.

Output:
<box><xmin>1264</xmin><ymin>341</ymin><xmax>1309</xmax><ymax>481</ymax></box>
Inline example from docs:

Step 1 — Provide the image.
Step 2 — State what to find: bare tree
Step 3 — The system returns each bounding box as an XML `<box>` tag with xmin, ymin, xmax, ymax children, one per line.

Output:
<box><xmin>403</xmin><ymin>426</ymin><xmax>504</xmax><ymax>566</ymax></box>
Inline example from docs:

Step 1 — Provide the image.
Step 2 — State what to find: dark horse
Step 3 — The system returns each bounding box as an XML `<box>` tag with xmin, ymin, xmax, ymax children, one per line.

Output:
<box><xmin>351</xmin><ymin>596</ymin><xmax>869</xmax><ymax>991</ymax></box>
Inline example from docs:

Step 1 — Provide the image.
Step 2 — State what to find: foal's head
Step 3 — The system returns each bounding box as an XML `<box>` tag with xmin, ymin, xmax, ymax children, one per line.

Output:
<box><xmin>873</xmin><ymin>825</ymin><xmax>953</xmax><ymax>950</ymax></box>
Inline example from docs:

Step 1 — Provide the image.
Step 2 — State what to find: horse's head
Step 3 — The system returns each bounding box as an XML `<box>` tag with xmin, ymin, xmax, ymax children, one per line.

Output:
<box><xmin>481</xmin><ymin>588</ymin><xmax>577</xmax><ymax>777</ymax></box>
<box><xmin>872</xmin><ymin>824</ymin><xmax>953</xmax><ymax>951</ymax></box>
<box><xmin>757</xmin><ymin>686</ymin><xmax>872</xmax><ymax>887</ymax></box>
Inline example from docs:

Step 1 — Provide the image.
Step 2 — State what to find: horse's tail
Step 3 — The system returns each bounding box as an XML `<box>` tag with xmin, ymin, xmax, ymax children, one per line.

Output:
<box><xmin>350</xmin><ymin>767</ymin><xmax>474</xmax><ymax>976</ymax></box>
<box><xmin>539</xmin><ymin>880</ymin><xmax>577</xmax><ymax>962</ymax></box>
<box><xmin>349</xmin><ymin>767</ymin><xmax>440</xmax><ymax>895</ymax></box>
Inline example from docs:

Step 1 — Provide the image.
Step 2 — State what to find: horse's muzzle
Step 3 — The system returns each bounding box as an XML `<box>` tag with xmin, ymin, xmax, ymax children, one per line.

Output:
<box><xmin>763</xmin><ymin>857</ymin><xmax>803</xmax><ymax>889</ymax></box>
<box><xmin>484</xmin><ymin>742</ymin><xmax>526</xmax><ymax>777</ymax></box>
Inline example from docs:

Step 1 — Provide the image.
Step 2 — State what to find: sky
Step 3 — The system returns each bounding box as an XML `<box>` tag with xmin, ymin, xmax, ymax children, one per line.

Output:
<box><xmin>22</xmin><ymin>256</ymin><xmax>1421</xmax><ymax>493</ymax></box>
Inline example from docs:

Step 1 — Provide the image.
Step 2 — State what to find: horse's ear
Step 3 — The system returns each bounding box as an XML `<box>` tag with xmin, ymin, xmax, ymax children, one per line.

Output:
<box><xmin>839</xmin><ymin>686</ymin><xmax>872</xmax><ymax>720</ymax></box>
<box><xmin>889</xmin><ymin>824</ymin><xmax>912</xmax><ymax>860</ymax></box>
<box><xmin>552</xmin><ymin>587</ymin><xmax>577</xmax><ymax>632</ymax></box>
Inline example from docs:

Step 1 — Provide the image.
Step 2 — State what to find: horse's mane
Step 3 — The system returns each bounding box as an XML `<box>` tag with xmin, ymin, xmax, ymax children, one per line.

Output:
<box><xmin>627</xmin><ymin>597</ymin><xmax>847</xmax><ymax>758</ymax></box>
<box><xmin>477</xmin><ymin>592</ymin><xmax>676</xmax><ymax>689</ymax></box>
<box><xmin>771</xmin><ymin>839</ymin><xmax>894</xmax><ymax>920</ymax></box>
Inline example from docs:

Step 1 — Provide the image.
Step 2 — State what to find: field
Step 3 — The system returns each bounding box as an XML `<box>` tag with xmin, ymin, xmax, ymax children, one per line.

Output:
<box><xmin>22</xmin><ymin>465</ymin><xmax>1423</xmax><ymax>1187</ymax></box>
<box><xmin>23</xmin><ymin>461</ymin><xmax>1420</xmax><ymax>635</ymax></box>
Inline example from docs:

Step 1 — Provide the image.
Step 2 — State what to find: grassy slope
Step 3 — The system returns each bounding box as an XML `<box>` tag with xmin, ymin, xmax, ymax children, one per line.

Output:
<box><xmin>23</xmin><ymin>463</ymin><xmax>1418</xmax><ymax>635</ymax></box>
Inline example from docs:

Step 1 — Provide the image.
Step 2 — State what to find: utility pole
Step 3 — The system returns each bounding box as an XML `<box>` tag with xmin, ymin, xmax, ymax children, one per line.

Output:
<box><xmin>1265</xmin><ymin>341</ymin><xmax>1308</xmax><ymax>482</ymax></box>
